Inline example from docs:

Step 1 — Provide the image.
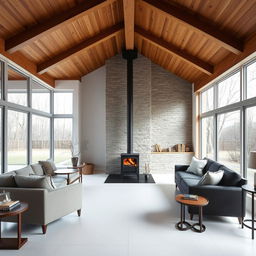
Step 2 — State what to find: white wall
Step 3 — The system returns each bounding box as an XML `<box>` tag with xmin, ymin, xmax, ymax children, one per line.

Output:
<box><xmin>80</xmin><ymin>67</ymin><xmax>106</xmax><ymax>171</ymax></box>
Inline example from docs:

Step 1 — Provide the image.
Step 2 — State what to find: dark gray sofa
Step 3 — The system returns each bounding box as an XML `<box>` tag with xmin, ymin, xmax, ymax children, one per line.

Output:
<box><xmin>175</xmin><ymin>158</ymin><xmax>247</xmax><ymax>222</ymax></box>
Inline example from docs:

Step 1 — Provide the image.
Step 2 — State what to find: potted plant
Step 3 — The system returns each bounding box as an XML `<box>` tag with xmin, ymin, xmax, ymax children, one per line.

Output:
<box><xmin>71</xmin><ymin>143</ymin><xmax>80</xmax><ymax>167</ymax></box>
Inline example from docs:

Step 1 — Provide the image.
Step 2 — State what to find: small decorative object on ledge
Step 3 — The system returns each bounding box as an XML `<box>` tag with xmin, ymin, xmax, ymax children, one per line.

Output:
<box><xmin>144</xmin><ymin>163</ymin><xmax>151</xmax><ymax>181</ymax></box>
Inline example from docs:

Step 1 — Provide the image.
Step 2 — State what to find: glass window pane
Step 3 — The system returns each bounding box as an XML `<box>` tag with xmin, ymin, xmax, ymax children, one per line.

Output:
<box><xmin>246</xmin><ymin>62</ymin><xmax>256</xmax><ymax>99</ymax></box>
<box><xmin>54</xmin><ymin>92</ymin><xmax>73</xmax><ymax>114</ymax></box>
<box><xmin>54</xmin><ymin>118</ymin><xmax>72</xmax><ymax>165</ymax></box>
<box><xmin>8</xmin><ymin>110</ymin><xmax>27</xmax><ymax>171</ymax></box>
<box><xmin>32</xmin><ymin>115</ymin><xmax>50</xmax><ymax>163</ymax></box>
<box><xmin>246</xmin><ymin>107</ymin><xmax>256</xmax><ymax>186</ymax></box>
<box><xmin>201</xmin><ymin>116</ymin><xmax>214</xmax><ymax>159</ymax></box>
<box><xmin>0</xmin><ymin>108</ymin><xmax>1</xmax><ymax>173</ymax></box>
<box><xmin>217</xmin><ymin>110</ymin><xmax>240</xmax><ymax>173</ymax></box>
<box><xmin>201</xmin><ymin>87</ymin><xmax>214</xmax><ymax>113</ymax></box>
<box><xmin>32</xmin><ymin>81</ymin><xmax>50</xmax><ymax>113</ymax></box>
<box><xmin>0</xmin><ymin>62</ymin><xmax>2</xmax><ymax>99</ymax></box>
<box><xmin>218</xmin><ymin>72</ymin><xmax>240</xmax><ymax>108</ymax></box>
<box><xmin>7</xmin><ymin>67</ymin><xmax>28</xmax><ymax>106</ymax></box>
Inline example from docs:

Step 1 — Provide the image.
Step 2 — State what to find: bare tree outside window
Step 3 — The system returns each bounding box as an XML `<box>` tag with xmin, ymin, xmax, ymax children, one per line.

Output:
<box><xmin>247</xmin><ymin>62</ymin><xmax>256</xmax><ymax>99</ymax></box>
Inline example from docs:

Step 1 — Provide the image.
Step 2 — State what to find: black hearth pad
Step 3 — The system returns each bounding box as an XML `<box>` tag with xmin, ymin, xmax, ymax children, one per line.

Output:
<box><xmin>104</xmin><ymin>174</ymin><xmax>155</xmax><ymax>184</ymax></box>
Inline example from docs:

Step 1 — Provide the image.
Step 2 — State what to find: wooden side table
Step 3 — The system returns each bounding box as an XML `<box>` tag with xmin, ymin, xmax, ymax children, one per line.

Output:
<box><xmin>242</xmin><ymin>184</ymin><xmax>256</xmax><ymax>239</ymax></box>
<box><xmin>0</xmin><ymin>202</ymin><xmax>28</xmax><ymax>249</ymax></box>
<box><xmin>175</xmin><ymin>194</ymin><xmax>209</xmax><ymax>233</ymax></box>
<box><xmin>67</xmin><ymin>164</ymin><xmax>86</xmax><ymax>182</ymax></box>
<box><xmin>55</xmin><ymin>169</ymin><xmax>82</xmax><ymax>185</ymax></box>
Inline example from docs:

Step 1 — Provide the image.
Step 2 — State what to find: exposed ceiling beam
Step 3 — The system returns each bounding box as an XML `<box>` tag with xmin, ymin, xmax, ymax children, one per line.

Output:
<box><xmin>142</xmin><ymin>0</ymin><xmax>243</xmax><ymax>54</ymax></box>
<box><xmin>194</xmin><ymin>33</ymin><xmax>256</xmax><ymax>92</ymax></box>
<box><xmin>5</xmin><ymin>0</ymin><xmax>107</xmax><ymax>53</ymax></box>
<box><xmin>135</xmin><ymin>26</ymin><xmax>214</xmax><ymax>75</ymax></box>
<box><xmin>0</xmin><ymin>39</ymin><xmax>55</xmax><ymax>87</ymax></box>
<box><xmin>123</xmin><ymin>0</ymin><xmax>135</xmax><ymax>50</ymax></box>
<box><xmin>38</xmin><ymin>22</ymin><xmax>124</xmax><ymax>74</ymax></box>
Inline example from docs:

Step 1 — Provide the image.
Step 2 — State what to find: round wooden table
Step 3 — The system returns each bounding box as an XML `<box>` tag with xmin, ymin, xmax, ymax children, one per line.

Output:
<box><xmin>54</xmin><ymin>169</ymin><xmax>81</xmax><ymax>185</ymax></box>
<box><xmin>0</xmin><ymin>202</ymin><xmax>28</xmax><ymax>249</ymax></box>
<box><xmin>175</xmin><ymin>194</ymin><xmax>209</xmax><ymax>233</ymax></box>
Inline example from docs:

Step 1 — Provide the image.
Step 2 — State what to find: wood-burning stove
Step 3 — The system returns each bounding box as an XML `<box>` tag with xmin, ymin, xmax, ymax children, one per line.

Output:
<box><xmin>121</xmin><ymin>153</ymin><xmax>139</xmax><ymax>179</ymax></box>
<box><xmin>120</xmin><ymin>49</ymin><xmax>140</xmax><ymax>179</ymax></box>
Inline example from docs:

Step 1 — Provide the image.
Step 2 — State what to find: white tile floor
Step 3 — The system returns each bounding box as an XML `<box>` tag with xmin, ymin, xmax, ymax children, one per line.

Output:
<box><xmin>1</xmin><ymin>173</ymin><xmax>256</xmax><ymax>256</ymax></box>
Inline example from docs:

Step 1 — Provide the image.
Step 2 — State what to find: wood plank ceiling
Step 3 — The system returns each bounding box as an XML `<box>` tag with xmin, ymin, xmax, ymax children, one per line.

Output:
<box><xmin>0</xmin><ymin>0</ymin><xmax>256</xmax><ymax>90</ymax></box>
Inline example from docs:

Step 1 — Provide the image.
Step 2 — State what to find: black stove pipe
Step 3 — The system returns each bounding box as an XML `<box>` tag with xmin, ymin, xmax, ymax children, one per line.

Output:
<box><xmin>122</xmin><ymin>49</ymin><xmax>138</xmax><ymax>154</ymax></box>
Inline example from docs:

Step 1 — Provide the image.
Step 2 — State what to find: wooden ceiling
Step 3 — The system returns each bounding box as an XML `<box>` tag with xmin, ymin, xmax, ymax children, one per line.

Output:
<box><xmin>0</xmin><ymin>0</ymin><xmax>256</xmax><ymax>91</ymax></box>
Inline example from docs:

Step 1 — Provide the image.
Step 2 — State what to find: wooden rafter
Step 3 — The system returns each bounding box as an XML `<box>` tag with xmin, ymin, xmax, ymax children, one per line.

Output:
<box><xmin>135</xmin><ymin>26</ymin><xmax>214</xmax><ymax>75</ymax></box>
<box><xmin>37</xmin><ymin>22</ymin><xmax>124</xmax><ymax>74</ymax></box>
<box><xmin>142</xmin><ymin>0</ymin><xmax>243</xmax><ymax>54</ymax></box>
<box><xmin>0</xmin><ymin>39</ymin><xmax>55</xmax><ymax>87</ymax></box>
<box><xmin>194</xmin><ymin>33</ymin><xmax>256</xmax><ymax>92</ymax></box>
<box><xmin>5</xmin><ymin>0</ymin><xmax>107</xmax><ymax>53</ymax></box>
<box><xmin>123</xmin><ymin>0</ymin><xmax>135</xmax><ymax>50</ymax></box>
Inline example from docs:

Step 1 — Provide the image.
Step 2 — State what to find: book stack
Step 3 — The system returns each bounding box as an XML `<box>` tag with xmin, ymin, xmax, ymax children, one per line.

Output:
<box><xmin>182</xmin><ymin>194</ymin><xmax>198</xmax><ymax>201</ymax></box>
<box><xmin>0</xmin><ymin>200</ymin><xmax>21</xmax><ymax>212</ymax></box>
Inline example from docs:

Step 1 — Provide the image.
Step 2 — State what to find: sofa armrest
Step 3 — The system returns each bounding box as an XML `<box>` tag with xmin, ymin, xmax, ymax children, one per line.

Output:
<box><xmin>45</xmin><ymin>183</ymin><xmax>82</xmax><ymax>224</ymax></box>
<box><xmin>189</xmin><ymin>185</ymin><xmax>245</xmax><ymax>217</ymax></box>
<box><xmin>175</xmin><ymin>165</ymin><xmax>189</xmax><ymax>173</ymax></box>
<box><xmin>0</xmin><ymin>187</ymin><xmax>47</xmax><ymax>224</ymax></box>
<box><xmin>237</xmin><ymin>178</ymin><xmax>247</xmax><ymax>187</ymax></box>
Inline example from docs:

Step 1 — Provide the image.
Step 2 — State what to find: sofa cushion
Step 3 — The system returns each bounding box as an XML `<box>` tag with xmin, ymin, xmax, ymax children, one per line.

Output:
<box><xmin>0</xmin><ymin>175</ymin><xmax>16</xmax><ymax>187</ymax></box>
<box><xmin>176</xmin><ymin>171</ymin><xmax>200</xmax><ymax>181</ymax></box>
<box><xmin>182</xmin><ymin>178</ymin><xmax>201</xmax><ymax>187</ymax></box>
<box><xmin>31</xmin><ymin>164</ymin><xmax>44</xmax><ymax>176</ymax></box>
<box><xmin>14</xmin><ymin>175</ymin><xmax>55</xmax><ymax>191</ymax></box>
<box><xmin>198</xmin><ymin>170</ymin><xmax>224</xmax><ymax>186</ymax></box>
<box><xmin>39</xmin><ymin>160</ymin><xmax>57</xmax><ymax>176</ymax></box>
<box><xmin>15</xmin><ymin>166</ymin><xmax>35</xmax><ymax>176</ymax></box>
<box><xmin>218</xmin><ymin>166</ymin><xmax>241</xmax><ymax>186</ymax></box>
<box><xmin>52</xmin><ymin>176</ymin><xmax>67</xmax><ymax>188</ymax></box>
<box><xmin>186</xmin><ymin>157</ymin><xmax>207</xmax><ymax>176</ymax></box>
<box><xmin>202</xmin><ymin>158</ymin><xmax>223</xmax><ymax>174</ymax></box>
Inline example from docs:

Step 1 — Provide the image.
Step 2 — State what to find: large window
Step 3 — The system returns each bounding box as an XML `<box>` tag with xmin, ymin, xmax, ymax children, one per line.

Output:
<box><xmin>200</xmin><ymin>58</ymin><xmax>256</xmax><ymax>183</ymax></box>
<box><xmin>7</xmin><ymin>67</ymin><xmax>28</xmax><ymax>106</ymax></box>
<box><xmin>7</xmin><ymin>110</ymin><xmax>27</xmax><ymax>171</ymax></box>
<box><xmin>32</xmin><ymin>80</ymin><xmax>50</xmax><ymax>113</ymax></box>
<box><xmin>218</xmin><ymin>72</ymin><xmax>240</xmax><ymax>108</ymax></box>
<box><xmin>246</xmin><ymin>107</ymin><xmax>256</xmax><ymax>186</ymax></box>
<box><xmin>217</xmin><ymin>111</ymin><xmax>240</xmax><ymax>172</ymax></box>
<box><xmin>54</xmin><ymin>118</ymin><xmax>72</xmax><ymax>165</ymax></box>
<box><xmin>201</xmin><ymin>116</ymin><xmax>214</xmax><ymax>159</ymax></box>
<box><xmin>32</xmin><ymin>115</ymin><xmax>50</xmax><ymax>163</ymax></box>
<box><xmin>0</xmin><ymin>59</ymin><xmax>75</xmax><ymax>174</ymax></box>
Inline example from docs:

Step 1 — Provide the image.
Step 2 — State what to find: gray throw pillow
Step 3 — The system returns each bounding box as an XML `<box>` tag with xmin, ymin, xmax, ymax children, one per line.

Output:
<box><xmin>0</xmin><ymin>175</ymin><xmax>16</xmax><ymax>187</ymax></box>
<box><xmin>186</xmin><ymin>157</ymin><xmax>207</xmax><ymax>176</ymax></box>
<box><xmin>14</xmin><ymin>175</ymin><xmax>55</xmax><ymax>191</ymax></box>
<box><xmin>198</xmin><ymin>170</ymin><xmax>224</xmax><ymax>186</ymax></box>
<box><xmin>15</xmin><ymin>166</ymin><xmax>35</xmax><ymax>176</ymax></box>
<box><xmin>31</xmin><ymin>164</ymin><xmax>44</xmax><ymax>176</ymax></box>
<box><xmin>39</xmin><ymin>160</ymin><xmax>57</xmax><ymax>176</ymax></box>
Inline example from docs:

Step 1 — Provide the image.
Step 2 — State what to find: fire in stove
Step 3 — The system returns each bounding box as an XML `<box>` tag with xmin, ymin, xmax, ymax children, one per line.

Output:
<box><xmin>123</xmin><ymin>158</ymin><xmax>137</xmax><ymax>167</ymax></box>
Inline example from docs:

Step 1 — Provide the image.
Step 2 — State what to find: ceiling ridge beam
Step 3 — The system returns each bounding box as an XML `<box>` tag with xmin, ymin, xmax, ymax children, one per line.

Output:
<box><xmin>135</xmin><ymin>26</ymin><xmax>214</xmax><ymax>75</ymax></box>
<box><xmin>5</xmin><ymin>0</ymin><xmax>108</xmax><ymax>53</ymax></box>
<box><xmin>123</xmin><ymin>0</ymin><xmax>135</xmax><ymax>50</ymax></box>
<box><xmin>37</xmin><ymin>22</ymin><xmax>124</xmax><ymax>74</ymax></box>
<box><xmin>142</xmin><ymin>0</ymin><xmax>243</xmax><ymax>54</ymax></box>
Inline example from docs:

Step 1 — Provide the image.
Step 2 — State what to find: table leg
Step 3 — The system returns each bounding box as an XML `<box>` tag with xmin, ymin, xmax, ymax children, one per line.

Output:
<box><xmin>17</xmin><ymin>213</ymin><xmax>21</xmax><ymax>248</ymax></box>
<box><xmin>252</xmin><ymin>193</ymin><xmax>254</xmax><ymax>240</ymax></box>
<box><xmin>67</xmin><ymin>174</ymin><xmax>70</xmax><ymax>185</ymax></box>
<box><xmin>199</xmin><ymin>207</ymin><xmax>203</xmax><ymax>232</ymax></box>
<box><xmin>80</xmin><ymin>170</ymin><xmax>83</xmax><ymax>183</ymax></box>
<box><xmin>242</xmin><ymin>190</ymin><xmax>244</xmax><ymax>229</ymax></box>
<box><xmin>0</xmin><ymin>219</ymin><xmax>1</xmax><ymax>239</ymax></box>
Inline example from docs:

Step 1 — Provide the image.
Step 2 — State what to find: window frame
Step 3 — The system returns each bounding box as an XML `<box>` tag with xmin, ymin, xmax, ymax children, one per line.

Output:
<box><xmin>0</xmin><ymin>57</ymin><xmax>75</xmax><ymax>173</ymax></box>
<box><xmin>200</xmin><ymin>57</ymin><xmax>256</xmax><ymax>179</ymax></box>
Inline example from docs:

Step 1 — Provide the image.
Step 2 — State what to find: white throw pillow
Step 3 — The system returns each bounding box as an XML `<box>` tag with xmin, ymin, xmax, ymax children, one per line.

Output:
<box><xmin>186</xmin><ymin>157</ymin><xmax>207</xmax><ymax>176</ymax></box>
<box><xmin>198</xmin><ymin>170</ymin><xmax>224</xmax><ymax>186</ymax></box>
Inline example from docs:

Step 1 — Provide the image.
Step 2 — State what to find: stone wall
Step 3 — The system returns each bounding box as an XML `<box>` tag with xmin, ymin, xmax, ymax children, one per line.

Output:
<box><xmin>106</xmin><ymin>54</ymin><xmax>193</xmax><ymax>174</ymax></box>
